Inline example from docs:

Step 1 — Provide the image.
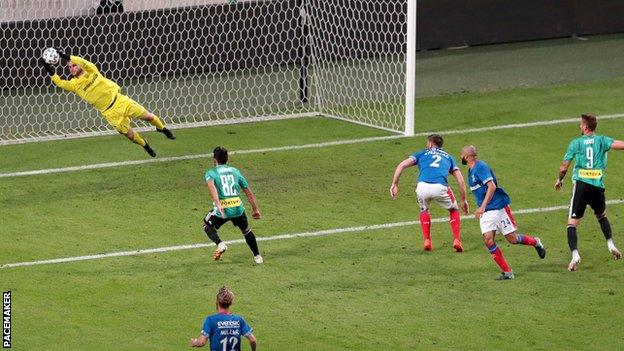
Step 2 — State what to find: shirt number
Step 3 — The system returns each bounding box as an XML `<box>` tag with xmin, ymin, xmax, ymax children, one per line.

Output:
<box><xmin>220</xmin><ymin>175</ymin><xmax>237</xmax><ymax>196</ymax></box>
<box><xmin>500</xmin><ymin>217</ymin><xmax>512</xmax><ymax>229</ymax></box>
<box><xmin>585</xmin><ymin>147</ymin><xmax>594</xmax><ymax>168</ymax></box>
<box><xmin>220</xmin><ymin>336</ymin><xmax>239</xmax><ymax>351</ymax></box>
<box><xmin>429</xmin><ymin>155</ymin><xmax>442</xmax><ymax>168</ymax></box>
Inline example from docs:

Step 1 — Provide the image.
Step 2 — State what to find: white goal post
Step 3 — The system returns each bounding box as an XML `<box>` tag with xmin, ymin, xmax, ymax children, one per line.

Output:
<box><xmin>0</xmin><ymin>0</ymin><xmax>415</xmax><ymax>144</ymax></box>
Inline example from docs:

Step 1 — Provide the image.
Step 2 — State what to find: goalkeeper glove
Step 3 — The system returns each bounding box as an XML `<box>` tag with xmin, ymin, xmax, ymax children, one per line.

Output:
<box><xmin>39</xmin><ymin>58</ymin><xmax>55</xmax><ymax>75</ymax></box>
<box><xmin>54</xmin><ymin>47</ymin><xmax>71</xmax><ymax>61</ymax></box>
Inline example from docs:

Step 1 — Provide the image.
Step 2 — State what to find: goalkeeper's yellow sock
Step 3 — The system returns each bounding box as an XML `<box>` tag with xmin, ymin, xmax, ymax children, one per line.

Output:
<box><xmin>148</xmin><ymin>115</ymin><xmax>165</xmax><ymax>130</ymax></box>
<box><xmin>131</xmin><ymin>132</ymin><xmax>147</xmax><ymax>147</ymax></box>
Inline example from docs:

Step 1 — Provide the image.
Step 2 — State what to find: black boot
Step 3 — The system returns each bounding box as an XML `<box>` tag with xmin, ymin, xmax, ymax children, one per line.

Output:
<box><xmin>143</xmin><ymin>143</ymin><xmax>156</xmax><ymax>157</ymax></box>
<box><xmin>157</xmin><ymin>127</ymin><xmax>176</xmax><ymax>140</ymax></box>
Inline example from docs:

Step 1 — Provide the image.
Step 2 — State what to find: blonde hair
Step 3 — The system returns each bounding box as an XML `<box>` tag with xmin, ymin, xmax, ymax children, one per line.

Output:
<box><xmin>462</xmin><ymin>145</ymin><xmax>477</xmax><ymax>157</ymax></box>
<box><xmin>216</xmin><ymin>286</ymin><xmax>234</xmax><ymax>308</ymax></box>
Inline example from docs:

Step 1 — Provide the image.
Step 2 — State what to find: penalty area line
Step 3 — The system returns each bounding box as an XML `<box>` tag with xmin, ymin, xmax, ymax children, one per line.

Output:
<box><xmin>415</xmin><ymin>113</ymin><xmax>624</xmax><ymax>137</ymax></box>
<box><xmin>1</xmin><ymin>113</ymin><xmax>623</xmax><ymax>179</ymax></box>
<box><xmin>0</xmin><ymin>134</ymin><xmax>404</xmax><ymax>178</ymax></box>
<box><xmin>2</xmin><ymin>199</ymin><xmax>622</xmax><ymax>269</ymax></box>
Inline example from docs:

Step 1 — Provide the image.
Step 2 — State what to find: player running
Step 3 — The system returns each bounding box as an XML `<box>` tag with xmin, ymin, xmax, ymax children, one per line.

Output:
<box><xmin>203</xmin><ymin>146</ymin><xmax>263</xmax><ymax>264</ymax></box>
<box><xmin>190</xmin><ymin>286</ymin><xmax>257</xmax><ymax>350</ymax></box>
<box><xmin>391</xmin><ymin>134</ymin><xmax>469</xmax><ymax>252</ymax></box>
<box><xmin>554</xmin><ymin>114</ymin><xmax>624</xmax><ymax>271</ymax></box>
<box><xmin>460</xmin><ymin>145</ymin><xmax>546</xmax><ymax>280</ymax></box>
<box><xmin>39</xmin><ymin>48</ymin><xmax>175</xmax><ymax>157</ymax></box>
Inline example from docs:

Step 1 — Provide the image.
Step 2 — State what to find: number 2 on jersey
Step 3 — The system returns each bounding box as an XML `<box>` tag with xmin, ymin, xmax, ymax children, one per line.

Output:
<box><xmin>220</xmin><ymin>174</ymin><xmax>237</xmax><ymax>196</ymax></box>
<box><xmin>429</xmin><ymin>155</ymin><xmax>442</xmax><ymax>168</ymax></box>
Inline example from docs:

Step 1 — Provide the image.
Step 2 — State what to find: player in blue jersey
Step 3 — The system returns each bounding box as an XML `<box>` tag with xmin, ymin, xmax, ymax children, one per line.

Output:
<box><xmin>391</xmin><ymin>134</ymin><xmax>469</xmax><ymax>252</ymax></box>
<box><xmin>460</xmin><ymin>145</ymin><xmax>546</xmax><ymax>280</ymax></box>
<box><xmin>190</xmin><ymin>286</ymin><xmax>257</xmax><ymax>350</ymax></box>
<box><xmin>554</xmin><ymin>114</ymin><xmax>624</xmax><ymax>271</ymax></box>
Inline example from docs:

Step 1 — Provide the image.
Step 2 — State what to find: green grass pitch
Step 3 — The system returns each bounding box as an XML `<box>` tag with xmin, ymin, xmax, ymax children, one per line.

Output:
<box><xmin>3</xmin><ymin>44</ymin><xmax>624</xmax><ymax>349</ymax></box>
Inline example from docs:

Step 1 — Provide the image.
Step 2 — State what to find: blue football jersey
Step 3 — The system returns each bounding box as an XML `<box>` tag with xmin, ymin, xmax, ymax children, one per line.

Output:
<box><xmin>410</xmin><ymin>148</ymin><xmax>459</xmax><ymax>186</ymax></box>
<box><xmin>468</xmin><ymin>160</ymin><xmax>511</xmax><ymax>211</ymax></box>
<box><xmin>201</xmin><ymin>313</ymin><xmax>252</xmax><ymax>351</ymax></box>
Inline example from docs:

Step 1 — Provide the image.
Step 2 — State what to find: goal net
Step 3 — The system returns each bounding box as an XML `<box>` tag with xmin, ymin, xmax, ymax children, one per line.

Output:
<box><xmin>0</xmin><ymin>0</ymin><xmax>413</xmax><ymax>144</ymax></box>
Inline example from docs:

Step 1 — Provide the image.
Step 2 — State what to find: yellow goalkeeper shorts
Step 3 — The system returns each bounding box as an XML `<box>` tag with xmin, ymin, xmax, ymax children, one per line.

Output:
<box><xmin>101</xmin><ymin>94</ymin><xmax>148</xmax><ymax>134</ymax></box>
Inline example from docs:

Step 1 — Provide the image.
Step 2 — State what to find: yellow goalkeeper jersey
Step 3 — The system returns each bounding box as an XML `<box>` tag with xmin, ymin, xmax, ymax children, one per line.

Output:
<box><xmin>51</xmin><ymin>55</ymin><xmax>120</xmax><ymax>113</ymax></box>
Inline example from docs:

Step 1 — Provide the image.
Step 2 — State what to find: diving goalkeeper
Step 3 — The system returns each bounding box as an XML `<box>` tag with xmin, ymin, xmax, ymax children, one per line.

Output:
<box><xmin>39</xmin><ymin>49</ymin><xmax>175</xmax><ymax>157</ymax></box>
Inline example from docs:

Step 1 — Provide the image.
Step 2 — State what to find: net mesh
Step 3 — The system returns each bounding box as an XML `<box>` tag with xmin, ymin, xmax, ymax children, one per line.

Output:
<box><xmin>0</xmin><ymin>0</ymin><xmax>408</xmax><ymax>144</ymax></box>
<box><xmin>307</xmin><ymin>0</ymin><xmax>407</xmax><ymax>133</ymax></box>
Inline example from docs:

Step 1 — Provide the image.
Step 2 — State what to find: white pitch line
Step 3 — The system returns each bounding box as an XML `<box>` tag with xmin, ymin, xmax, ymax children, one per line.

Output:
<box><xmin>2</xmin><ymin>113</ymin><xmax>623</xmax><ymax>179</ymax></box>
<box><xmin>3</xmin><ymin>199</ymin><xmax>622</xmax><ymax>269</ymax></box>
<box><xmin>0</xmin><ymin>134</ymin><xmax>404</xmax><ymax>178</ymax></box>
<box><xmin>415</xmin><ymin>113</ymin><xmax>624</xmax><ymax>137</ymax></box>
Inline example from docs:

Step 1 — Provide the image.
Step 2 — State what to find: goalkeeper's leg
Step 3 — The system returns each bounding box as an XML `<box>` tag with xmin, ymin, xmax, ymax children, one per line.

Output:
<box><xmin>107</xmin><ymin>112</ymin><xmax>156</xmax><ymax>157</ymax></box>
<box><xmin>141</xmin><ymin>112</ymin><xmax>176</xmax><ymax>140</ymax></box>
<box><xmin>124</xmin><ymin>128</ymin><xmax>156</xmax><ymax>158</ymax></box>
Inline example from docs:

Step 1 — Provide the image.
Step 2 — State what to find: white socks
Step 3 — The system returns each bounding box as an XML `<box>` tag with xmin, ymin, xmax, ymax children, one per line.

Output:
<box><xmin>217</xmin><ymin>242</ymin><xmax>228</xmax><ymax>252</ymax></box>
<box><xmin>571</xmin><ymin>249</ymin><xmax>581</xmax><ymax>262</ymax></box>
<box><xmin>607</xmin><ymin>239</ymin><xmax>617</xmax><ymax>252</ymax></box>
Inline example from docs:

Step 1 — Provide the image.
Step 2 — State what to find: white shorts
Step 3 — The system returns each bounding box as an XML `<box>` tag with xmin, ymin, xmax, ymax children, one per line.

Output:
<box><xmin>415</xmin><ymin>182</ymin><xmax>458</xmax><ymax>212</ymax></box>
<box><xmin>479</xmin><ymin>205</ymin><xmax>517</xmax><ymax>235</ymax></box>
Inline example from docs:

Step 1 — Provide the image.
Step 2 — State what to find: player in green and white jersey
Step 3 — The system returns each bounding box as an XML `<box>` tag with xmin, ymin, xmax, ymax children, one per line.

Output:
<box><xmin>555</xmin><ymin>114</ymin><xmax>624</xmax><ymax>271</ymax></box>
<box><xmin>203</xmin><ymin>146</ymin><xmax>263</xmax><ymax>264</ymax></box>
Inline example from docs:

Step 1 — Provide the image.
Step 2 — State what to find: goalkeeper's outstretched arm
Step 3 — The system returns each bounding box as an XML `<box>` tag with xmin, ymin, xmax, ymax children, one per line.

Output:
<box><xmin>38</xmin><ymin>58</ymin><xmax>54</xmax><ymax>75</ymax></box>
<box><xmin>38</xmin><ymin>57</ymin><xmax>74</xmax><ymax>91</ymax></box>
<box><xmin>56</xmin><ymin>48</ymin><xmax>99</xmax><ymax>74</ymax></box>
